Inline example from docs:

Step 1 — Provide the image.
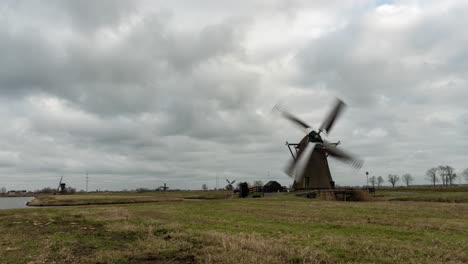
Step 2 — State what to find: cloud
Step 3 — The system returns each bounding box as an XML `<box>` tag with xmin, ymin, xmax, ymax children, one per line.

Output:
<box><xmin>0</xmin><ymin>0</ymin><xmax>467</xmax><ymax>190</ymax></box>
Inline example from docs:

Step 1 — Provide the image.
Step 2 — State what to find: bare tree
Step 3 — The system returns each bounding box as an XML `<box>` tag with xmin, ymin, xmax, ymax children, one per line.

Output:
<box><xmin>136</xmin><ymin>188</ymin><xmax>149</xmax><ymax>193</ymax></box>
<box><xmin>438</xmin><ymin>165</ymin><xmax>447</xmax><ymax>186</ymax></box>
<box><xmin>202</xmin><ymin>184</ymin><xmax>208</xmax><ymax>191</ymax></box>
<box><xmin>377</xmin><ymin>176</ymin><xmax>384</xmax><ymax>187</ymax></box>
<box><xmin>387</xmin><ymin>174</ymin><xmax>399</xmax><ymax>188</ymax></box>
<box><xmin>37</xmin><ymin>187</ymin><xmax>55</xmax><ymax>194</ymax></box>
<box><xmin>402</xmin><ymin>173</ymin><xmax>414</xmax><ymax>187</ymax></box>
<box><xmin>463</xmin><ymin>168</ymin><xmax>468</xmax><ymax>183</ymax></box>
<box><xmin>253</xmin><ymin>180</ymin><xmax>264</xmax><ymax>187</ymax></box>
<box><xmin>446</xmin><ymin>166</ymin><xmax>456</xmax><ymax>186</ymax></box>
<box><xmin>451</xmin><ymin>173</ymin><xmax>457</xmax><ymax>185</ymax></box>
<box><xmin>438</xmin><ymin>165</ymin><xmax>456</xmax><ymax>186</ymax></box>
<box><xmin>369</xmin><ymin>176</ymin><xmax>377</xmax><ymax>188</ymax></box>
<box><xmin>66</xmin><ymin>186</ymin><xmax>76</xmax><ymax>194</ymax></box>
<box><xmin>426</xmin><ymin>167</ymin><xmax>439</xmax><ymax>186</ymax></box>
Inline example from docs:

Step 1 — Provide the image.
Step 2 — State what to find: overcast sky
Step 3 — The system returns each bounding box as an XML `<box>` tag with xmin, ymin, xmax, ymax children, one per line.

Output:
<box><xmin>1</xmin><ymin>0</ymin><xmax>467</xmax><ymax>191</ymax></box>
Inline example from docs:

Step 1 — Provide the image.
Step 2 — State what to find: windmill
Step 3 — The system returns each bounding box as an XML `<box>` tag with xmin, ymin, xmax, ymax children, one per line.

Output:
<box><xmin>274</xmin><ymin>98</ymin><xmax>363</xmax><ymax>190</ymax></box>
<box><xmin>56</xmin><ymin>176</ymin><xmax>67</xmax><ymax>194</ymax></box>
<box><xmin>158</xmin><ymin>183</ymin><xmax>169</xmax><ymax>191</ymax></box>
<box><xmin>225</xmin><ymin>179</ymin><xmax>236</xmax><ymax>191</ymax></box>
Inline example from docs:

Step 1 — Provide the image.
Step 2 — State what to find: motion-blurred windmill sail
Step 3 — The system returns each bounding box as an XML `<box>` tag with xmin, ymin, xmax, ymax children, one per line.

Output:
<box><xmin>56</xmin><ymin>176</ymin><xmax>67</xmax><ymax>194</ymax></box>
<box><xmin>225</xmin><ymin>179</ymin><xmax>236</xmax><ymax>191</ymax></box>
<box><xmin>158</xmin><ymin>183</ymin><xmax>168</xmax><ymax>191</ymax></box>
<box><xmin>274</xmin><ymin>98</ymin><xmax>363</xmax><ymax>190</ymax></box>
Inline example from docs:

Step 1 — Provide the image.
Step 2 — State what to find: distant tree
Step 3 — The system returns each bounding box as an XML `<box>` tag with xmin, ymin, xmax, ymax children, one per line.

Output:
<box><xmin>461</xmin><ymin>169</ymin><xmax>468</xmax><ymax>183</ymax></box>
<box><xmin>451</xmin><ymin>173</ymin><xmax>457</xmax><ymax>185</ymax></box>
<box><xmin>461</xmin><ymin>168</ymin><xmax>468</xmax><ymax>183</ymax></box>
<box><xmin>0</xmin><ymin>187</ymin><xmax>6</xmax><ymax>194</ymax></box>
<box><xmin>369</xmin><ymin>176</ymin><xmax>377</xmax><ymax>188</ymax></box>
<box><xmin>66</xmin><ymin>186</ymin><xmax>76</xmax><ymax>194</ymax></box>
<box><xmin>426</xmin><ymin>167</ymin><xmax>439</xmax><ymax>186</ymax></box>
<box><xmin>402</xmin><ymin>174</ymin><xmax>414</xmax><ymax>187</ymax></box>
<box><xmin>37</xmin><ymin>187</ymin><xmax>55</xmax><ymax>194</ymax></box>
<box><xmin>202</xmin><ymin>184</ymin><xmax>208</xmax><ymax>191</ymax></box>
<box><xmin>377</xmin><ymin>176</ymin><xmax>384</xmax><ymax>187</ymax></box>
<box><xmin>437</xmin><ymin>166</ymin><xmax>446</xmax><ymax>186</ymax></box>
<box><xmin>387</xmin><ymin>174</ymin><xmax>399</xmax><ymax>188</ymax></box>
<box><xmin>446</xmin><ymin>166</ymin><xmax>456</xmax><ymax>186</ymax></box>
<box><xmin>253</xmin><ymin>180</ymin><xmax>264</xmax><ymax>187</ymax></box>
<box><xmin>438</xmin><ymin>165</ymin><xmax>456</xmax><ymax>186</ymax></box>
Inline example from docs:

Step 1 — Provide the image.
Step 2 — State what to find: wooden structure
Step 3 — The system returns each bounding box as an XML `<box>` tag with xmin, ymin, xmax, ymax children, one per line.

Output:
<box><xmin>239</xmin><ymin>182</ymin><xmax>249</xmax><ymax>198</ymax></box>
<box><xmin>275</xmin><ymin>99</ymin><xmax>362</xmax><ymax>191</ymax></box>
<box><xmin>55</xmin><ymin>176</ymin><xmax>67</xmax><ymax>194</ymax></box>
<box><xmin>287</xmin><ymin>138</ymin><xmax>335</xmax><ymax>190</ymax></box>
<box><xmin>225</xmin><ymin>179</ymin><xmax>236</xmax><ymax>191</ymax></box>
<box><xmin>263</xmin><ymin>181</ymin><xmax>283</xmax><ymax>192</ymax></box>
<box><xmin>157</xmin><ymin>183</ymin><xmax>169</xmax><ymax>191</ymax></box>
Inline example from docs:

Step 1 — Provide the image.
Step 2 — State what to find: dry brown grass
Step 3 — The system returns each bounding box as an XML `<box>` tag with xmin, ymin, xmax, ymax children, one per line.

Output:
<box><xmin>1</xmin><ymin>192</ymin><xmax>467</xmax><ymax>263</ymax></box>
<box><xmin>28</xmin><ymin>194</ymin><xmax>184</xmax><ymax>206</ymax></box>
<box><xmin>318</xmin><ymin>192</ymin><xmax>337</xmax><ymax>201</ymax></box>
<box><xmin>80</xmin><ymin>230</ymin><xmax>335</xmax><ymax>264</ymax></box>
<box><xmin>349</xmin><ymin>190</ymin><xmax>370</xmax><ymax>201</ymax></box>
<box><xmin>195</xmin><ymin>231</ymin><xmax>334</xmax><ymax>264</ymax></box>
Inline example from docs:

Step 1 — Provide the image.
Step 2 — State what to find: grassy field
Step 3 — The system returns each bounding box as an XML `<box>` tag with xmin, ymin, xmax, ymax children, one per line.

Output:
<box><xmin>1</xmin><ymin>189</ymin><xmax>467</xmax><ymax>263</ymax></box>
<box><xmin>373</xmin><ymin>186</ymin><xmax>468</xmax><ymax>202</ymax></box>
<box><xmin>27</xmin><ymin>191</ymin><xmax>232</xmax><ymax>206</ymax></box>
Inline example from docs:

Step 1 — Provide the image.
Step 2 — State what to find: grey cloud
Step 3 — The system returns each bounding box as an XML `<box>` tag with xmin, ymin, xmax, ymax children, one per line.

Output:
<box><xmin>51</xmin><ymin>0</ymin><xmax>137</xmax><ymax>32</ymax></box>
<box><xmin>0</xmin><ymin>7</ymin><xmax>246</xmax><ymax>116</ymax></box>
<box><xmin>1</xmin><ymin>1</ymin><xmax>468</xmax><ymax>190</ymax></box>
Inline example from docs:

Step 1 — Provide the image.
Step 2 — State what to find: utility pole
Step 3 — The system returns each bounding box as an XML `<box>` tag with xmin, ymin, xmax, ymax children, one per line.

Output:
<box><xmin>366</xmin><ymin>171</ymin><xmax>369</xmax><ymax>187</ymax></box>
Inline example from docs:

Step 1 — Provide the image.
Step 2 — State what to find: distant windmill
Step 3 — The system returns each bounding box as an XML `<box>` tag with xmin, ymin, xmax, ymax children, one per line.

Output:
<box><xmin>225</xmin><ymin>179</ymin><xmax>236</xmax><ymax>191</ymax></box>
<box><xmin>158</xmin><ymin>183</ymin><xmax>169</xmax><ymax>191</ymax></box>
<box><xmin>56</xmin><ymin>176</ymin><xmax>67</xmax><ymax>194</ymax></box>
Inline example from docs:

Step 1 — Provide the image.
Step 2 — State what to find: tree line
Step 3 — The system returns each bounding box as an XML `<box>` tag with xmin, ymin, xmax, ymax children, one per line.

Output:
<box><xmin>368</xmin><ymin>174</ymin><xmax>414</xmax><ymax>188</ymax></box>
<box><xmin>425</xmin><ymin>166</ymin><xmax>468</xmax><ymax>187</ymax></box>
<box><xmin>368</xmin><ymin>166</ymin><xmax>468</xmax><ymax>188</ymax></box>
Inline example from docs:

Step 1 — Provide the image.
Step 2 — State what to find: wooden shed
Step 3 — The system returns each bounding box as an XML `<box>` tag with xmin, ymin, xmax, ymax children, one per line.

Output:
<box><xmin>263</xmin><ymin>181</ymin><xmax>283</xmax><ymax>193</ymax></box>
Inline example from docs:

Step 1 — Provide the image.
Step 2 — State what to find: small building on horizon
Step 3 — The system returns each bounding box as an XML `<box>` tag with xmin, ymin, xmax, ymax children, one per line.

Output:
<box><xmin>263</xmin><ymin>181</ymin><xmax>283</xmax><ymax>193</ymax></box>
<box><xmin>7</xmin><ymin>190</ymin><xmax>27</xmax><ymax>196</ymax></box>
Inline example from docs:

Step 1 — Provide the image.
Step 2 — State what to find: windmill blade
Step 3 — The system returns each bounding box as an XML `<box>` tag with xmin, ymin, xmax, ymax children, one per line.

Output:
<box><xmin>284</xmin><ymin>157</ymin><xmax>296</xmax><ymax>178</ymax></box>
<box><xmin>225</xmin><ymin>179</ymin><xmax>230</xmax><ymax>184</ymax></box>
<box><xmin>293</xmin><ymin>142</ymin><xmax>316</xmax><ymax>183</ymax></box>
<box><xmin>273</xmin><ymin>104</ymin><xmax>311</xmax><ymax>133</ymax></box>
<box><xmin>284</xmin><ymin>135</ymin><xmax>310</xmax><ymax>177</ymax></box>
<box><xmin>323</xmin><ymin>141</ymin><xmax>363</xmax><ymax>168</ymax></box>
<box><xmin>231</xmin><ymin>180</ymin><xmax>236</xmax><ymax>185</ymax></box>
<box><xmin>319</xmin><ymin>99</ymin><xmax>346</xmax><ymax>135</ymax></box>
<box><xmin>57</xmin><ymin>176</ymin><xmax>63</xmax><ymax>192</ymax></box>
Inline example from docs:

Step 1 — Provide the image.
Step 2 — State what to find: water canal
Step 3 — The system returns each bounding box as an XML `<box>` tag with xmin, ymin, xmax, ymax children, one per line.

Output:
<box><xmin>0</xmin><ymin>197</ymin><xmax>34</xmax><ymax>209</ymax></box>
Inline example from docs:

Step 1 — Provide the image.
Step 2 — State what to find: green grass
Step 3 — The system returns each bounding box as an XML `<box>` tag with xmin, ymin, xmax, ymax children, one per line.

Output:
<box><xmin>373</xmin><ymin>186</ymin><xmax>468</xmax><ymax>202</ymax></box>
<box><xmin>1</xmin><ymin>191</ymin><xmax>467</xmax><ymax>263</ymax></box>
